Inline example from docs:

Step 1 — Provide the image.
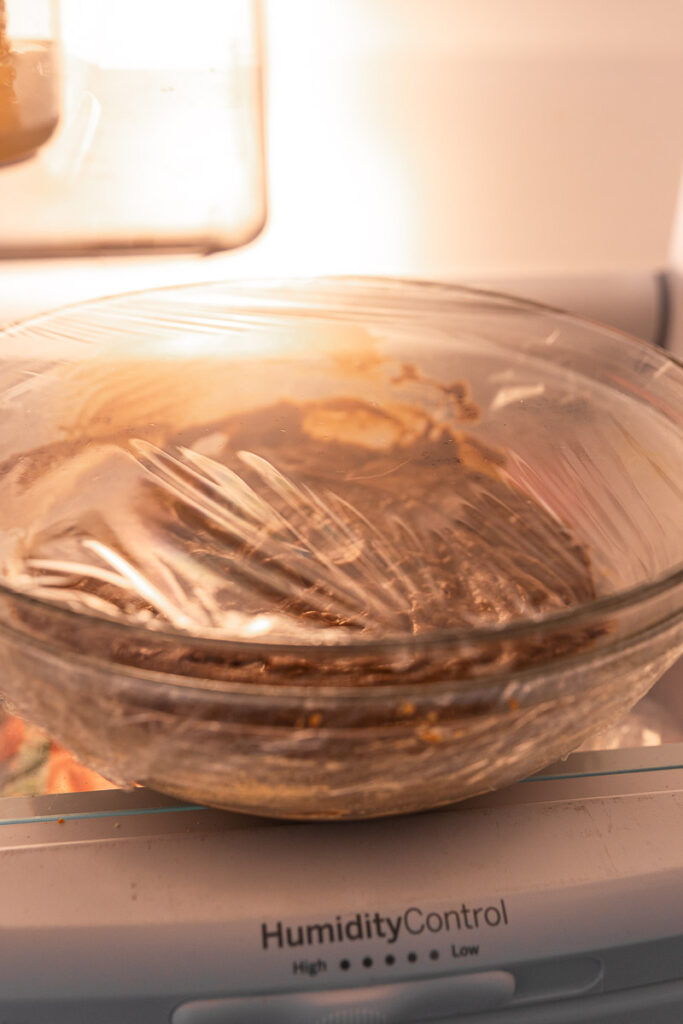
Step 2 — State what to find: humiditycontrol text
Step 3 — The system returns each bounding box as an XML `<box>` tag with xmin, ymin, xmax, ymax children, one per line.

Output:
<box><xmin>261</xmin><ymin>900</ymin><xmax>509</xmax><ymax>951</ymax></box>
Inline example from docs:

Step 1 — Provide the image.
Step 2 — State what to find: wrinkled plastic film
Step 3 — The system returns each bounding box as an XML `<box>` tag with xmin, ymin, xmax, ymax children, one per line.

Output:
<box><xmin>0</xmin><ymin>284</ymin><xmax>666</xmax><ymax>647</ymax></box>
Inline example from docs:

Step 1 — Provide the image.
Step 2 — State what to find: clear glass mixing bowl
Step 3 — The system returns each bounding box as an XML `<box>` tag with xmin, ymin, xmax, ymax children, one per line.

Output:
<box><xmin>0</xmin><ymin>278</ymin><xmax>681</xmax><ymax>819</ymax></box>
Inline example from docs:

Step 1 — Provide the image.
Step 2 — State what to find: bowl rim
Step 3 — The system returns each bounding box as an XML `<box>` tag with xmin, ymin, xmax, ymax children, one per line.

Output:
<box><xmin>2</xmin><ymin>598</ymin><xmax>681</xmax><ymax>703</ymax></box>
<box><xmin>1</xmin><ymin>274</ymin><xmax>682</xmax><ymax>660</ymax></box>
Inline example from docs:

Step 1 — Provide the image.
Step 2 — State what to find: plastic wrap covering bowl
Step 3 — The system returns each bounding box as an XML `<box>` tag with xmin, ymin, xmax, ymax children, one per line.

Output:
<box><xmin>0</xmin><ymin>278</ymin><xmax>681</xmax><ymax>819</ymax></box>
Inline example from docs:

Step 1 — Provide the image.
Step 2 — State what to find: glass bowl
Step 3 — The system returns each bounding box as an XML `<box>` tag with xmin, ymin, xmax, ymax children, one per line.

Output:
<box><xmin>0</xmin><ymin>278</ymin><xmax>681</xmax><ymax>820</ymax></box>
